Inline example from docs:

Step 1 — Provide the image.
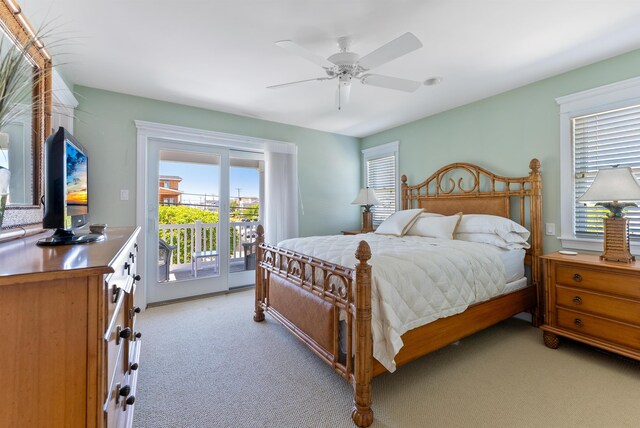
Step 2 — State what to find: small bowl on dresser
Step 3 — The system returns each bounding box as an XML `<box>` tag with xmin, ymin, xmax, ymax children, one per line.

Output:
<box><xmin>89</xmin><ymin>223</ymin><xmax>107</xmax><ymax>234</ymax></box>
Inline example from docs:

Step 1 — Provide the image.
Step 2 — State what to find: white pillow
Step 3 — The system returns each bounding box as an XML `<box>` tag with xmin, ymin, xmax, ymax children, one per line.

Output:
<box><xmin>419</xmin><ymin>212</ymin><xmax>444</xmax><ymax>217</ymax></box>
<box><xmin>374</xmin><ymin>209</ymin><xmax>423</xmax><ymax>236</ymax></box>
<box><xmin>457</xmin><ymin>214</ymin><xmax>530</xmax><ymax>242</ymax></box>
<box><xmin>456</xmin><ymin>232</ymin><xmax>531</xmax><ymax>250</ymax></box>
<box><xmin>406</xmin><ymin>213</ymin><xmax>462</xmax><ymax>240</ymax></box>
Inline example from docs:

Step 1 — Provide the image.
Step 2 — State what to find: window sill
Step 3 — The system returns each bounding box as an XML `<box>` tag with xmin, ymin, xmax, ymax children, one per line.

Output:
<box><xmin>559</xmin><ymin>235</ymin><xmax>640</xmax><ymax>255</ymax></box>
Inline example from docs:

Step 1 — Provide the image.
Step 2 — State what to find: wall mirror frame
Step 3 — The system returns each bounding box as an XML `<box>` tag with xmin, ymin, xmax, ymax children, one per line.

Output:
<box><xmin>0</xmin><ymin>0</ymin><xmax>52</xmax><ymax>236</ymax></box>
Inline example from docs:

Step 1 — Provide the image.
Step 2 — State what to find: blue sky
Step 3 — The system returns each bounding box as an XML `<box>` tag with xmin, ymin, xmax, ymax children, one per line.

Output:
<box><xmin>160</xmin><ymin>161</ymin><xmax>259</xmax><ymax>198</ymax></box>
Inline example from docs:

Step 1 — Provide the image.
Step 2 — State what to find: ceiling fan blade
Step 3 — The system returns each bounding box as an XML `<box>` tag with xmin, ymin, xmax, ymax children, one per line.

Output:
<box><xmin>267</xmin><ymin>77</ymin><xmax>333</xmax><ymax>89</ymax></box>
<box><xmin>358</xmin><ymin>32</ymin><xmax>422</xmax><ymax>70</ymax></box>
<box><xmin>360</xmin><ymin>74</ymin><xmax>421</xmax><ymax>92</ymax></box>
<box><xmin>275</xmin><ymin>40</ymin><xmax>335</xmax><ymax>69</ymax></box>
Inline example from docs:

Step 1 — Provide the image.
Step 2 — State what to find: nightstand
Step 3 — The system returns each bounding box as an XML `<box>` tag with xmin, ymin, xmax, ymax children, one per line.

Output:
<box><xmin>540</xmin><ymin>252</ymin><xmax>640</xmax><ymax>361</ymax></box>
<box><xmin>342</xmin><ymin>230</ymin><xmax>364</xmax><ymax>235</ymax></box>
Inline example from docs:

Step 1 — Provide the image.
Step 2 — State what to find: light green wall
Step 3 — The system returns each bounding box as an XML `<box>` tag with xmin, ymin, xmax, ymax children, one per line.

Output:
<box><xmin>361</xmin><ymin>48</ymin><xmax>640</xmax><ymax>253</ymax></box>
<box><xmin>73</xmin><ymin>86</ymin><xmax>361</xmax><ymax>237</ymax></box>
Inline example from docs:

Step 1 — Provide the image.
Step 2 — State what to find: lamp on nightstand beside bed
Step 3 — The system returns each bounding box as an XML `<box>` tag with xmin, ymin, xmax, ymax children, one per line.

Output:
<box><xmin>352</xmin><ymin>187</ymin><xmax>380</xmax><ymax>232</ymax></box>
<box><xmin>578</xmin><ymin>166</ymin><xmax>640</xmax><ymax>263</ymax></box>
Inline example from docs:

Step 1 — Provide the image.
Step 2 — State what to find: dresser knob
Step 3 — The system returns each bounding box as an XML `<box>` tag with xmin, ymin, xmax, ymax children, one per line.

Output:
<box><xmin>130</xmin><ymin>362</ymin><xmax>139</xmax><ymax>371</ymax></box>
<box><xmin>572</xmin><ymin>296</ymin><xmax>582</xmax><ymax>305</ymax></box>
<box><xmin>125</xmin><ymin>395</ymin><xmax>136</xmax><ymax>405</ymax></box>
<box><xmin>574</xmin><ymin>318</ymin><xmax>583</xmax><ymax>327</ymax></box>
<box><xmin>117</xmin><ymin>327</ymin><xmax>132</xmax><ymax>342</ymax></box>
<box><xmin>572</xmin><ymin>273</ymin><xmax>582</xmax><ymax>282</ymax></box>
<box><xmin>134</xmin><ymin>331</ymin><xmax>142</xmax><ymax>340</ymax></box>
<box><xmin>133</xmin><ymin>274</ymin><xmax>141</xmax><ymax>282</ymax></box>
<box><xmin>133</xmin><ymin>306</ymin><xmax>141</xmax><ymax>314</ymax></box>
<box><xmin>118</xmin><ymin>385</ymin><xmax>131</xmax><ymax>397</ymax></box>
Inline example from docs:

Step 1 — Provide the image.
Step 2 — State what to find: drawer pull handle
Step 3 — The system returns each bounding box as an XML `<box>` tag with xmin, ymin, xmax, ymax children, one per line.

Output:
<box><xmin>574</xmin><ymin>318</ymin><xmax>584</xmax><ymax>327</ymax></box>
<box><xmin>118</xmin><ymin>385</ymin><xmax>131</xmax><ymax>397</ymax></box>
<box><xmin>130</xmin><ymin>306</ymin><xmax>141</xmax><ymax>319</ymax></box>
<box><xmin>572</xmin><ymin>296</ymin><xmax>582</xmax><ymax>305</ymax></box>
<box><xmin>125</xmin><ymin>395</ymin><xmax>136</xmax><ymax>406</ymax></box>
<box><xmin>124</xmin><ymin>262</ymin><xmax>131</xmax><ymax>276</ymax></box>
<box><xmin>117</xmin><ymin>326</ymin><xmax>131</xmax><ymax>344</ymax></box>
<box><xmin>130</xmin><ymin>362</ymin><xmax>139</xmax><ymax>371</ymax></box>
<box><xmin>572</xmin><ymin>273</ymin><xmax>582</xmax><ymax>282</ymax></box>
<box><xmin>112</xmin><ymin>285</ymin><xmax>120</xmax><ymax>304</ymax></box>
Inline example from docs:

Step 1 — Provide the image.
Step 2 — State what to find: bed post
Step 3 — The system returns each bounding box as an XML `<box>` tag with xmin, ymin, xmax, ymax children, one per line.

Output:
<box><xmin>351</xmin><ymin>240</ymin><xmax>373</xmax><ymax>428</ymax></box>
<box><xmin>528</xmin><ymin>159</ymin><xmax>543</xmax><ymax>327</ymax></box>
<box><xmin>401</xmin><ymin>174</ymin><xmax>409</xmax><ymax>210</ymax></box>
<box><xmin>253</xmin><ymin>224</ymin><xmax>265</xmax><ymax>322</ymax></box>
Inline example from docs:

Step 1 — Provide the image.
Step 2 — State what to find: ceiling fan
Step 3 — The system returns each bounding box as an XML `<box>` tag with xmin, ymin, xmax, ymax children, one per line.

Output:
<box><xmin>268</xmin><ymin>32</ymin><xmax>424</xmax><ymax>110</ymax></box>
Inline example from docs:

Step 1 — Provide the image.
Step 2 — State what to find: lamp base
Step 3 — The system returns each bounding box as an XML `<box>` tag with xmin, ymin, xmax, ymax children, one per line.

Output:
<box><xmin>361</xmin><ymin>211</ymin><xmax>374</xmax><ymax>233</ymax></box>
<box><xmin>601</xmin><ymin>217</ymin><xmax>635</xmax><ymax>263</ymax></box>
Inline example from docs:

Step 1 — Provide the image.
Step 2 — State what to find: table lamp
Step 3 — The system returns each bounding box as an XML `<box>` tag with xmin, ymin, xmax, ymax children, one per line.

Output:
<box><xmin>352</xmin><ymin>188</ymin><xmax>380</xmax><ymax>232</ymax></box>
<box><xmin>578</xmin><ymin>166</ymin><xmax>640</xmax><ymax>262</ymax></box>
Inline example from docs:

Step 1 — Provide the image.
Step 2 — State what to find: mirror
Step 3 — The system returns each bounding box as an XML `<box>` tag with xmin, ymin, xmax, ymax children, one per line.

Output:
<box><xmin>0</xmin><ymin>79</ymin><xmax>34</xmax><ymax>205</ymax></box>
<box><xmin>0</xmin><ymin>2</ymin><xmax>52</xmax><ymax>231</ymax></box>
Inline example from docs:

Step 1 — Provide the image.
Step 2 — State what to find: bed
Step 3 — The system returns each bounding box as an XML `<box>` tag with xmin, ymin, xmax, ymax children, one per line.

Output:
<box><xmin>252</xmin><ymin>159</ymin><xmax>543</xmax><ymax>427</ymax></box>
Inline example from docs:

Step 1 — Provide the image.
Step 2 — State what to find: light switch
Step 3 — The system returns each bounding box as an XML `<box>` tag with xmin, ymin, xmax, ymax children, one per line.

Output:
<box><xmin>120</xmin><ymin>189</ymin><xmax>129</xmax><ymax>201</ymax></box>
<box><xmin>545</xmin><ymin>223</ymin><xmax>556</xmax><ymax>236</ymax></box>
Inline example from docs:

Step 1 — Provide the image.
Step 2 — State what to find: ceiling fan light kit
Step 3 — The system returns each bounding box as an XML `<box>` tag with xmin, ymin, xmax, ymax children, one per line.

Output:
<box><xmin>269</xmin><ymin>32</ymin><xmax>428</xmax><ymax>110</ymax></box>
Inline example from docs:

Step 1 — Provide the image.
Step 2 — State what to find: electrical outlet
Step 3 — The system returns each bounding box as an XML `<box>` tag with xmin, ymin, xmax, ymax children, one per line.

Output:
<box><xmin>120</xmin><ymin>189</ymin><xmax>129</xmax><ymax>201</ymax></box>
<box><xmin>545</xmin><ymin>223</ymin><xmax>556</xmax><ymax>236</ymax></box>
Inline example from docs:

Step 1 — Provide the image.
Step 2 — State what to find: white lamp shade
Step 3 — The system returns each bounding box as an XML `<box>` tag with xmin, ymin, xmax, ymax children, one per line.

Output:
<box><xmin>351</xmin><ymin>188</ymin><xmax>380</xmax><ymax>206</ymax></box>
<box><xmin>578</xmin><ymin>167</ymin><xmax>640</xmax><ymax>202</ymax></box>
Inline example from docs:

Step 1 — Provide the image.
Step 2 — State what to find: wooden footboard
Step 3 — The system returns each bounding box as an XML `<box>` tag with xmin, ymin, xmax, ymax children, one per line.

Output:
<box><xmin>253</xmin><ymin>225</ymin><xmax>374</xmax><ymax>427</ymax></box>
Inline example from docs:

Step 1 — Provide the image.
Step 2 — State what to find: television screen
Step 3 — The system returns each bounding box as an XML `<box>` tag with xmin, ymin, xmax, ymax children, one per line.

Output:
<box><xmin>65</xmin><ymin>139</ymin><xmax>88</xmax><ymax>218</ymax></box>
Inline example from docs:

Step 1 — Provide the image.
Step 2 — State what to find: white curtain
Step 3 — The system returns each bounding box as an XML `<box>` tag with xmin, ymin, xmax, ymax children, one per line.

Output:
<box><xmin>264</xmin><ymin>142</ymin><xmax>299</xmax><ymax>243</ymax></box>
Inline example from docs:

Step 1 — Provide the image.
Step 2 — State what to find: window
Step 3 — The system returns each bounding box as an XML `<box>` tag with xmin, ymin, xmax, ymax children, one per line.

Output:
<box><xmin>558</xmin><ymin>76</ymin><xmax>640</xmax><ymax>251</ymax></box>
<box><xmin>573</xmin><ymin>105</ymin><xmax>640</xmax><ymax>239</ymax></box>
<box><xmin>362</xmin><ymin>142</ymin><xmax>399</xmax><ymax>225</ymax></box>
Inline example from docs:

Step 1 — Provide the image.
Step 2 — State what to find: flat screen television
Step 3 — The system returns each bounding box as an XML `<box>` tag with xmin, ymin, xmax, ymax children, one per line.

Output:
<box><xmin>37</xmin><ymin>127</ymin><xmax>103</xmax><ymax>245</ymax></box>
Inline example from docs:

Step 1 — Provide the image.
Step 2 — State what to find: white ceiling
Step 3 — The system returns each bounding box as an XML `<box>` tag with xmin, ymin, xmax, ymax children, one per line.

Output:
<box><xmin>21</xmin><ymin>0</ymin><xmax>640</xmax><ymax>137</ymax></box>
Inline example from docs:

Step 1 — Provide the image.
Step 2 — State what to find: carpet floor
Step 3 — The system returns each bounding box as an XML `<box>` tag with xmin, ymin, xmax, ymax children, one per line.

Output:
<box><xmin>134</xmin><ymin>289</ymin><xmax>640</xmax><ymax>428</ymax></box>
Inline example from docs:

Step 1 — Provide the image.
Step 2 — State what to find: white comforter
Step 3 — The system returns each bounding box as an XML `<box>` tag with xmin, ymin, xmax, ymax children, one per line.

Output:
<box><xmin>278</xmin><ymin>234</ymin><xmax>507</xmax><ymax>372</ymax></box>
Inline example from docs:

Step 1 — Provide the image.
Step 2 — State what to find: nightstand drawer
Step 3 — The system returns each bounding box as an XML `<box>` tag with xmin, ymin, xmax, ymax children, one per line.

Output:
<box><xmin>556</xmin><ymin>264</ymin><xmax>640</xmax><ymax>300</ymax></box>
<box><xmin>556</xmin><ymin>285</ymin><xmax>640</xmax><ymax>325</ymax></box>
<box><xmin>557</xmin><ymin>308</ymin><xmax>640</xmax><ymax>350</ymax></box>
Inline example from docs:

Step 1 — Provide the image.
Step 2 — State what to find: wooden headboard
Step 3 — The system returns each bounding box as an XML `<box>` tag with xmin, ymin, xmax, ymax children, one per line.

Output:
<box><xmin>401</xmin><ymin>159</ymin><xmax>543</xmax><ymax>302</ymax></box>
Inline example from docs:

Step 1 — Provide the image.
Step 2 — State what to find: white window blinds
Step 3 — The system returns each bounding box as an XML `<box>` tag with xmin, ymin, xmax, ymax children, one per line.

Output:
<box><xmin>573</xmin><ymin>104</ymin><xmax>640</xmax><ymax>238</ymax></box>
<box><xmin>366</xmin><ymin>154</ymin><xmax>396</xmax><ymax>224</ymax></box>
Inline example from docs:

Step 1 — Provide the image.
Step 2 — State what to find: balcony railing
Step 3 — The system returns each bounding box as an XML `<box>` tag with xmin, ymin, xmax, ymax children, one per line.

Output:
<box><xmin>158</xmin><ymin>220</ymin><xmax>259</xmax><ymax>267</ymax></box>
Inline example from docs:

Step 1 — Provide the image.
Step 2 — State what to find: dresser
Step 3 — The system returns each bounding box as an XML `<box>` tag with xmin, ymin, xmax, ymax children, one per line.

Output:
<box><xmin>541</xmin><ymin>252</ymin><xmax>640</xmax><ymax>360</ymax></box>
<box><xmin>0</xmin><ymin>227</ymin><xmax>142</xmax><ymax>427</ymax></box>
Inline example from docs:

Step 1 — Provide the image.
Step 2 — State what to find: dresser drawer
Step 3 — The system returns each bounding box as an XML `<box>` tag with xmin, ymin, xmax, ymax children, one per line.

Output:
<box><xmin>104</xmin><ymin>373</ymin><xmax>128</xmax><ymax>428</ymax></box>
<box><xmin>556</xmin><ymin>264</ymin><xmax>640</xmax><ymax>300</ymax></box>
<box><xmin>105</xmin><ymin>241</ymin><xmax>138</xmax><ymax>294</ymax></box>
<box><xmin>557</xmin><ymin>308</ymin><xmax>640</xmax><ymax>350</ymax></box>
<box><xmin>104</xmin><ymin>288</ymin><xmax>129</xmax><ymax>399</ymax></box>
<box><xmin>556</xmin><ymin>285</ymin><xmax>640</xmax><ymax>325</ymax></box>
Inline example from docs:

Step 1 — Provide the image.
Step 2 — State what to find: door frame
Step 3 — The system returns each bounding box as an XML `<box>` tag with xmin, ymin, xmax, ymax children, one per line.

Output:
<box><xmin>135</xmin><ymin>120</ymin><xmax>293</xmax><ymax>310</ymax></box>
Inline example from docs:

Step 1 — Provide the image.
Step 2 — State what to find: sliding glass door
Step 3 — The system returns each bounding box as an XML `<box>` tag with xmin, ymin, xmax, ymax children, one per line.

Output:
<box><xmin>228</xmin><ymin>151</ymin><xmax>263</xmax><ymax>288</ymax></box>
<box><xmin>146</xmin><ymin>139</ymin><xmax>229</xmax><ymax>303</ymax></box>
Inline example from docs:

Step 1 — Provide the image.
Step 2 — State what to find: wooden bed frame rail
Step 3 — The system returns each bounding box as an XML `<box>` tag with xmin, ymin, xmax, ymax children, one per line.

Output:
<box><xmin>254</xmin><ymin>159</ymin><xmax>542</xmax><ymax>427</ymax></box>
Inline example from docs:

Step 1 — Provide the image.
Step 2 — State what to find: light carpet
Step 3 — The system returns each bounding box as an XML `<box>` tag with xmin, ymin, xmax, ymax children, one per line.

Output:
<box><xmin>134</xmin><ymin>289</ymin><xmax>640</xmax><ymax>428</ymax></box>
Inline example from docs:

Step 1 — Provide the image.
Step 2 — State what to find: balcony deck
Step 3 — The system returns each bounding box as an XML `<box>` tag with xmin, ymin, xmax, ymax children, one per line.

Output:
<box><xmin>162</xmin><ymin>259</ymin><xmax>250</xmax><ymax>282</ymax></box>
